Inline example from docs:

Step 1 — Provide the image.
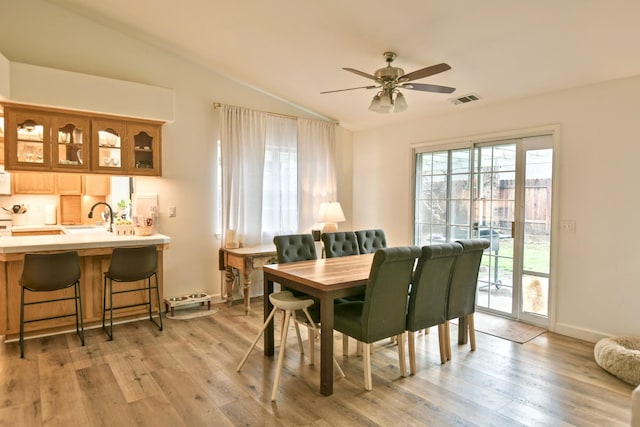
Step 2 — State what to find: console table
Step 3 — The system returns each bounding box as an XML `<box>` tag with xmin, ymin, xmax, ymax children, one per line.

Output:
<box><xmin>218</xmin><ymin>245</ymin><xmax>277</xmax><ymax>314</ymax></box>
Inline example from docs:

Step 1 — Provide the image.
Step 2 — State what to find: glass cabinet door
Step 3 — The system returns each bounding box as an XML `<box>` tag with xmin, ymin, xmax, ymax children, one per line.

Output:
<box><xmin>10</xmin><ymin>111</ymin><xmax>51</xmax><ymax>168</ymax></box>
<box><xmin>128</xmin><ymin>122</ymin><xmax>161</xmax><ymax>175</ymax></box>
<box><xmin>52</xmin><ymin>115</ymin><xmax>90</xmax><ymax>171</ymax></box>
<box><xmin>92</xmin><ymin>119</ymin><xmax>126</xmax><ymax>173</ymax></box>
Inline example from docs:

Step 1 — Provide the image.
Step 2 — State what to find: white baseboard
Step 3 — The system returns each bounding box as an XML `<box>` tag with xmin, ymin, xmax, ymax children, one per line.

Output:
<box><xmin>552</xmin><ymin>322</ymin><xmax>610</xmax><ymax>343</ymax></box>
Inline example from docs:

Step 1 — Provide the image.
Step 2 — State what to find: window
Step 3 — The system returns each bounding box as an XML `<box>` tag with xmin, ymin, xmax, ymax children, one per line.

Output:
<box><xmin>261</xmin><ymin>115</ymin><xmax>298</xmax><ymax>240</ymax></box>
<box><xmin>414</xmin><ymin>147</ymin><xmax>472</xmax><ymax>245</ymax></box>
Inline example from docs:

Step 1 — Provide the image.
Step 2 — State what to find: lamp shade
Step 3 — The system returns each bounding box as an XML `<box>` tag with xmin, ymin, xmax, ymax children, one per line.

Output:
<box><xmin>318</xmin><ymin>202</ymin><xmax>346</xmax><ymax>223</ymax></box>
<box><xmin>378</xmin><ymin>91</ymin><xmax>393</xmax><ymax>113</ymax></box>
<box><xmin>394</xmin><ymin>91</ymin><xmax>408</xmax><ymax>112</ymax></box>
<box><xmin>318</xmin><ymin>202</ymin><xmax>345</xmax><ymax>234</ymax></box>
<box><xmin>368</xmin><ymin>94</ymin><xmax>381</xmax><ymax>112</ymax></box>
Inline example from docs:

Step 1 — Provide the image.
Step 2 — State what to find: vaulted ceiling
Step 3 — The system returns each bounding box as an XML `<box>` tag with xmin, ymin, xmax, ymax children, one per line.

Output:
<box><xmin>49</xmin><ymin>0</ymin><xmax>640</xmax><ymax>131</ymax></box>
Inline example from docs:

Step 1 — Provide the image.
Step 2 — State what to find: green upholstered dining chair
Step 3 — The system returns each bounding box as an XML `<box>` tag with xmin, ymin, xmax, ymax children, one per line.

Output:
<box><xmin>333</xmin><ymin>246</ymin><xmax>421</xmax><ymax>390</ymax></box>
<box><xmin>322</xmin><ymin>231</ymin><xmax>365</xmax><ymax>354</ymax></box>
<box><xmin>273</xmin><ymin>233</ymin><xmax>318</xmax><ymax>263</ymax></box>
<box><xmin>322</xmin><ymin>231</ymin><xmax>360</xmax><ymax>258</ymax></box>
<box><xmin>406</xmin><ymin>242</ymin><xmax>462</xmax><ymax>371</ymax></box>
<box><xmin>443</xmin><ymin>239</ymin><xmax>491</xmax><ymax>360</ymax></box>
<box><xmin>354</xmin><ymin>229</ymin><xmax>387</xmax><ymax>254</ymax></box>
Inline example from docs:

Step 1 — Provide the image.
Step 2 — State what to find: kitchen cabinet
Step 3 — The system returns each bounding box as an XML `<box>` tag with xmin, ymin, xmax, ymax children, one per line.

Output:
<box><xmin>56</xmin><ymin>173</ymin><xmax>83</xmax><ymax>195</ymax></box>
<box><xmin>128</xmin><ymin>122</ymin><xmax>161</xmax><ymax>176</ymax></box>
<box><xmin>4</xmin><ymin>109</ymin><xmax>52</xmax><ymax>171</ymax></box>
<box><xmin>12</xmin><ymin>172</ymin><xmax>55</xmax><ymax>194</ymax></box>
<box><xmin>84</xmin><ymin>174</ymin><xmax>110</xmax><ymax>196</ymax></box>
<box><xmin>91</xmin><ymin>119</ymin><xmax>126</xmax><ymax>174</ymax></box>
<box><xmin>51</xmin><ymin>114</ymin><xmax>90</xmax><ymax>172</ymax></box>
<box><xmin>2</xmin><ymin>103</ymin><xmax>163</xmax><ymax>176</ymax></box>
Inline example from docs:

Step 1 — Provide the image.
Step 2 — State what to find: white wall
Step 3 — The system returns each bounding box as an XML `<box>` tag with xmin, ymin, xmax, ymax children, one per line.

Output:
<box><xmin>0</xmin><ymin>0</ymin><xmax>353</xmax><ymax>301</ymax></box>
<box><xmin>353</xmin><ymin>75</ymin><xmax>640</xmax><ymax>342</ymax></box>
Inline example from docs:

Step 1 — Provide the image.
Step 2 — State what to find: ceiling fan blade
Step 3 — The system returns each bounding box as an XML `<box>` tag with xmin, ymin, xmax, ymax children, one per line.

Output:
<box><xmin>400</xmin><ymin>82</ymin><xmax>456</xmax><ymax>94</ymax></box>
<box><xmin>400</xmin><ymin>63</ymin><xmax>451</xmax><ymax>82</ymax></box>
<box><xmin>320</xmin><ymin>85</ymin><xmax>378</xmax><ymax>94</ymax></box>
<box><xmin>343</xmin><ymin>67</ymin><xmax>378</xmax><ymax>81</ymax></box>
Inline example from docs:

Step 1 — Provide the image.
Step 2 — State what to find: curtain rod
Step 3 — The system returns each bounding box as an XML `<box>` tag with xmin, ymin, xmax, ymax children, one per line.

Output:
<box><xmin>213</xmin><ymin>102</ymin><xmax>339</xmax><ymax>125</ymax></box>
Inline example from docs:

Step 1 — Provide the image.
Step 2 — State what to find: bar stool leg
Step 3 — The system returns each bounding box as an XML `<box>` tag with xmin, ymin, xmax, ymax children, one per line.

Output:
<box><xmin>76</xmin><ymin>282</ymin><xmax>85</xmax><ymax>346</ymax></box>
<box><xmin>271</xmin><ymin>309</ymin><xmax>291</xmax><ymax>401</ymax></box>
<box><xmin>237</xmin><ymin>306</ymin><xmax>279</xmax><ymax>372</ymax></box>
<box><xmin>20</xmin><ymin>288</ymin><xmax>25</xmax><ymax>358</ymax></box>
<box><xmin>154</xmin><ymin>274</ymin><xmax>163</xmax><ymax>331</ymax></box>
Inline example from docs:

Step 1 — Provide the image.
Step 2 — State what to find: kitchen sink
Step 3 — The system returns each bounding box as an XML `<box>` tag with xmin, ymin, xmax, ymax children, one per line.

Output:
<box><xmin>62</xmin><ymin>225</ymin><xmax>109</xmax><ymax>235</ymax></box>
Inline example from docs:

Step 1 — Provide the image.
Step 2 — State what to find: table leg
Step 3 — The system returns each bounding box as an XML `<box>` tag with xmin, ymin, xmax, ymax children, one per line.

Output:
<box><xmin>242</xmin><ymin>272</ymin><xmax>251</xmax><ymax>315</ymax></box>
<box><xmin>458</xmin><ymin>316</ymin><xmax>468</xmax><ymax>345</ymax></box>
<box><xmin>263</xmin><ymin>275</ymin><xmax>275</xmax><ymax>356</ymax></box>
<box><xmin>225</xmin><ymin>267</ymin><xmax>235</xmax><ymax>306</ymax></box>
<box><xmin>319</xmin><ymin>293</ymin><xmax>334</xmax><ymax>396</ymax></box>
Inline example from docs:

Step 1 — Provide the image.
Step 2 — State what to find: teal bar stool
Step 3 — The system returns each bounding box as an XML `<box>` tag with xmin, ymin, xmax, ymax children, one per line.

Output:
<box><xmin>103</xmin><ymin>245</ymin><xmax>163</xmax><ymax>340</ymax></box>
<box><xmin>19</xmin><ymin>251</ymin><xmax>84</xmax><ymax>358</ymax></box>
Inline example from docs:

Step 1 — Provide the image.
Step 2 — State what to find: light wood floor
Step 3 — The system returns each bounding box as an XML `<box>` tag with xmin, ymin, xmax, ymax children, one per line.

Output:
<box><xmin>0</xmin><ymin>299</ymin><xmax>633</xmax><ymax>426</ymax></box>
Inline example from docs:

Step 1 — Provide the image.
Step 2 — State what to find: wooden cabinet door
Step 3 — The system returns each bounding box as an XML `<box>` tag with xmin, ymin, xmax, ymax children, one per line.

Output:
<box><xmin>127</xmin><ymin>122</ymin><xmax>161</xmax><ymax>176</ymax></box>
<box><xmin>4</xmin><ymin>108</ymin><xmax>52</xmax><ymax>171</ymax></box>
<box><xmin>51</xmin><ymin>115</ymin><xmax>90</xmax><ymax>172</ymax></box>
<box><xmin>84</xmin><ymin>174</ymin><xmax>110</xmax><ymax>196</ymax></box>
<box><xmin>56</xmin><ymin>173</ymin><xmax>83</xmax><ymax>195</ymax></box>
<box><xmin>91</xmin><ymin>119</ymin><xmax>127</xmax><ymax>174</ymax></box>
<box><xmin>12</xmin><ymin>172</ymin><xmax>55</xmax><ymax>194</ymax></box>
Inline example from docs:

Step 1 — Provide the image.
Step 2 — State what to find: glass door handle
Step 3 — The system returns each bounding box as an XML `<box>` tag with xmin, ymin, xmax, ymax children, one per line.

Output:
<box><xmin>511</xmin><ymin>221</ymin><xmax>516</xmax><ymax>238</ymax></box>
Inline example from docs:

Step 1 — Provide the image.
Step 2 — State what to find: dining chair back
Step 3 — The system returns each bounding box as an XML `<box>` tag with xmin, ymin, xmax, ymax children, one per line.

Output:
<box><xmin>406</xmin><ymin>242</ymin><xmax>462</xmax><ymax>369</ymax></box>
<box><xmin>354</xmin><ymin>229</ymin><xmax>387</xmax><ymax>254</ymax></box>
<box><xmin>273</xmin><ymin>233</ymin><xmax>321</xmax><ymax>354</ymax></box>
<box><xmin>444</xmin><ymin>238</ymin><xmax>491</xmax><ymax>358</ymax></box>
<box><xmin>19</xmin><ymin>251</ymin><xmax>84</xmax><ymax>358</ymax></box>
<box><xmin>322</xmin><ymin>231</ymin><xmax>360</xmax><ymax>258</ymax></box>
<box><xmin>333</xmin><ymin>246</ymin><xmax>421</xmax><ymax>390</ymax></box>
<box><xmin>273</xmin><ymin>233</ymin><xmax>317</xmax><ymax>263</ymax></box>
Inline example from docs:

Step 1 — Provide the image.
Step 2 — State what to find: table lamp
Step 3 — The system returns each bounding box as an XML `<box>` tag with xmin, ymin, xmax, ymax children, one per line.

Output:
<box><xmin>318</xmin><ymin>202</ymin><xmax>345</xmax><ymax>234</ymax></box>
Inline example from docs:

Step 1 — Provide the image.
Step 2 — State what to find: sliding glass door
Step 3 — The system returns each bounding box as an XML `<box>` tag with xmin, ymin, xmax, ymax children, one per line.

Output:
<box><xmin>414</xmin><ymin>134</ymin><xmax>553</xmax><ymax>326</ymax></box>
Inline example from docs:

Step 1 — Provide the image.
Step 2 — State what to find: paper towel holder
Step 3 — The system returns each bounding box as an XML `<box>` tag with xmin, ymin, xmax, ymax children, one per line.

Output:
<box><xmin>44</xmin><ymin>204</ymin><xmax>57</xmax><ymax>225</ymax></box>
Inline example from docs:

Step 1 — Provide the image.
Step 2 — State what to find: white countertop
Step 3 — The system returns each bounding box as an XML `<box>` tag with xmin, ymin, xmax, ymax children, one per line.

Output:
<box><xmin>0</xmin><ymin>226</ymin><xmax>171</xmax><ymax>253</ymax></box>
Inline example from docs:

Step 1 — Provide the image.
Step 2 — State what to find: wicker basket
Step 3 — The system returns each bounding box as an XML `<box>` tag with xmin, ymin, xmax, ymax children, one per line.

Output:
<box><xmin>134</xmin><ymin>226</ymin><xmax>154</xmax><ymax>236</ymax></box>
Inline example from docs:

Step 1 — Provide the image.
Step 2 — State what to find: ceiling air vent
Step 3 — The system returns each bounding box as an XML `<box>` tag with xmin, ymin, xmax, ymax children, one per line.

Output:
<box><xmin>450</xmin><ymin>93</ymin><xmax>481</xmax><ymax>105</ymax></box>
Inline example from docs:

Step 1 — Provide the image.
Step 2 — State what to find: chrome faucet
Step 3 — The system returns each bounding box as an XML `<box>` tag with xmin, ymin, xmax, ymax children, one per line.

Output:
<box><xmin>88</xmin><ymin>202</ymin><xmax>114</xmax><ymax>232</ymax></box>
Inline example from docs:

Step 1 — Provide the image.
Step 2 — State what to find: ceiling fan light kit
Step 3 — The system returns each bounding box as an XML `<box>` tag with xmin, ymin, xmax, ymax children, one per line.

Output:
<box><xmin>322</xmin><ymin>51</ymin><xmax>455</xmax><ymax>114</ymax></box>
<box><xmin>369</xmin><ymin>89</ymin><xmax>407</xmax><ymax>113</ymax></box>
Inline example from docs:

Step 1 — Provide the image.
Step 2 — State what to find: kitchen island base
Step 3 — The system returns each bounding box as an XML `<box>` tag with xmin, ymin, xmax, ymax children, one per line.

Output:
<box><xmin>0</xmin><ymin>241</ymin><xmax>169</xmax><ymax>340</ymax></box>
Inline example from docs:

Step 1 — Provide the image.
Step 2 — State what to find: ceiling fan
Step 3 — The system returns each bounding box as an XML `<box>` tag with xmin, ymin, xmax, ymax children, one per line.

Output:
<box><xmin>321</xmin><ymin>51</ymin><xmax>455</xmax><ymax>113</ymax></box>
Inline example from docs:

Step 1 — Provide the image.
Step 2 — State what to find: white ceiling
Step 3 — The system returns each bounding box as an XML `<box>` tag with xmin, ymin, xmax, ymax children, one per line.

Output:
<box><xmin>49</xmin><ymin>0</ymin><xmax>640</xmax><ymax>131</ymax></box>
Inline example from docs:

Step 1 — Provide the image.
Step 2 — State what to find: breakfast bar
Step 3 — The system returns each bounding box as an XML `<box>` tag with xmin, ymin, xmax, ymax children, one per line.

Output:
<box><xmin>0</xmin><ymin>228</ymin><xmax>171</xmax><ymax>339</ymax></box>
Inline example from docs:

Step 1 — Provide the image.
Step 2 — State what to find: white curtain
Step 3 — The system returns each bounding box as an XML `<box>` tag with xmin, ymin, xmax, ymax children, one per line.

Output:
<box><xmin>297</xmin><ymin>118</ymin><xmax>337</xmax><ymax>232</ymax></box>
<box><xmin>261</xmin><ymin>115</ymin><xmax>298</xmax><ymax>241</ymax></box>
<box><xmin>219</xmin><ymin>105</ymin><xmax>336</xmax><ymax>245</ymax></box>
<box><xmin>220</xmin><ymin>105</ymin><xmax>266</xmax><ymax>247</ymax></box>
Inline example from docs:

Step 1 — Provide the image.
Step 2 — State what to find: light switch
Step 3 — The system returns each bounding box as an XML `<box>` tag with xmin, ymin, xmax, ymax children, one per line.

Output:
<box><xmin>168</xmin><ymin>206</ymin><xmax>176</xmax><ymax>217</ymax></box>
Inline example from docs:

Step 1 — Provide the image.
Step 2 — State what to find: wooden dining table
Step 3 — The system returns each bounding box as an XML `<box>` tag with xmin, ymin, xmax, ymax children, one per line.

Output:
<box><xmin>262</xmin><ymin>253</ymin><xmax>374</xmax><ymax>396</ymax></box>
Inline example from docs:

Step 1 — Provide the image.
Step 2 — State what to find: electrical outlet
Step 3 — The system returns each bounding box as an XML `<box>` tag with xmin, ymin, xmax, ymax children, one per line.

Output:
<box><xmin>560</xmin><ymin>220</ymin><xmax>575</xmax><ymax>233</ymax></box>
<box><xmin>168</xmin><ymin>206</ymin><xmax>176</xmax><ymax>217</ymax></box>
